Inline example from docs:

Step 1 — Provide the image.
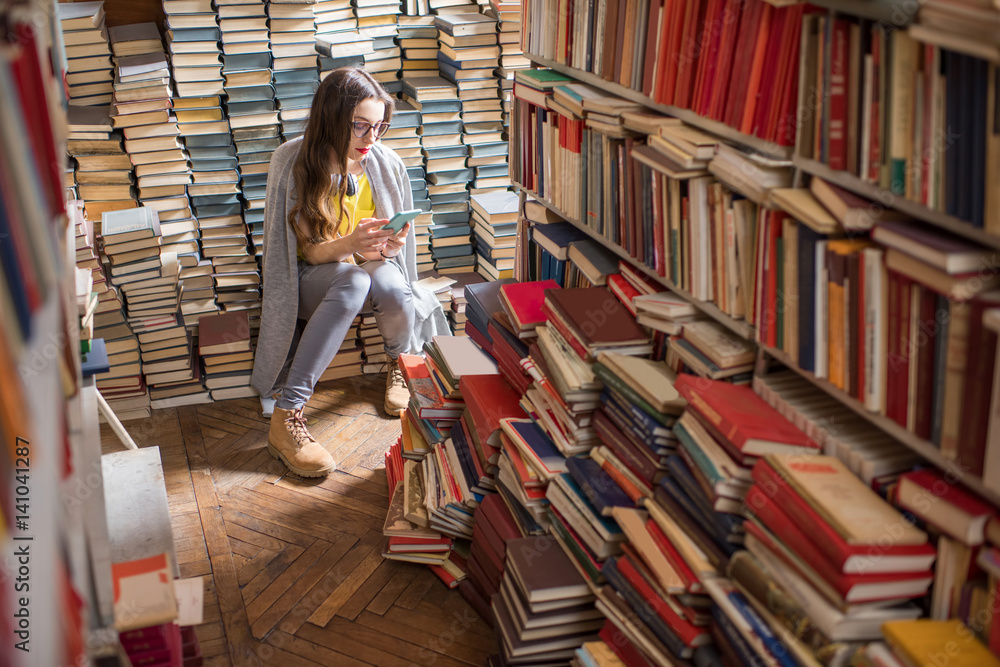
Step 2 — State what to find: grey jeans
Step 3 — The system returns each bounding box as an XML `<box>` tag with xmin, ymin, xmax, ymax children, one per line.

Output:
<box><xmin>274</xmin><ymin>259</ymin><xmax>414</xmax><ymax>411</ymax></box>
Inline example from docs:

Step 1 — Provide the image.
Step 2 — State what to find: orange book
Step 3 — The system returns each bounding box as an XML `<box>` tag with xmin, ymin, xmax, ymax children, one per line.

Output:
<box><xmin>826</xmin><ymin>239</ymin><xmax>871</xmax><ymax>389</ymax></box>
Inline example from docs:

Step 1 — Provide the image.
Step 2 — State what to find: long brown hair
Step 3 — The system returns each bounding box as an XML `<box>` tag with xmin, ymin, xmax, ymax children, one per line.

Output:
<box><xmin>288</xmin><ymin>67</ymin><xmax>395</xmax><ymax>244</ymax></box>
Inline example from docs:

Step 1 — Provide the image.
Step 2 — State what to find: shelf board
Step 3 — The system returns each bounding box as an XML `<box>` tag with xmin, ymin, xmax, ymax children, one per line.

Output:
<box><xmin>512</xmin><ymin>181</ymin><xmax>756</xmax><ymax>341</ymax></box>
<box><xmin>524</xmin><ymin>54</ymin><xmax>793</xmax><ymax>162</ymax></box>
<box><xmin>795</xmin><ymin>156</ymin><xmax>1000</xmax><ymax>251</ymax></box>
<box><xmin>808</xmin><ymin>0</ymin><xmax>916</xmax><ymax>25</ymax></box>
<box><xmin>764</xmin><ymin>345</ymin><xmax>1000</xmax><ymax>507</ymax></box>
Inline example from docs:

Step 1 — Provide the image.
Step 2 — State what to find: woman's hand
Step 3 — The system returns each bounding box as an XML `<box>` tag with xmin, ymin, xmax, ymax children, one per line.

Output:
<box><xmin>379</xmin><ymin>222</ymin><xmax>409</xmax><ymax>259</ymax></box>
<box><xmin>349</xmin><ymin>218</ymin><xmax>393</xmax><ymax>256</ymax></box>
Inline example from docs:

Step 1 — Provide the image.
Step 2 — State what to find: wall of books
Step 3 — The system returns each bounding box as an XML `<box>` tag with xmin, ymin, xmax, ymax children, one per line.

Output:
<box><xmin>60</xmin><ymin>0</ymin><xmax>527</xmax><ymax>415</ymax></box>
<box><xmin>374</xmin><ymin>0</ymin><xmax>1000</xmax><ymax>666</ymax></box>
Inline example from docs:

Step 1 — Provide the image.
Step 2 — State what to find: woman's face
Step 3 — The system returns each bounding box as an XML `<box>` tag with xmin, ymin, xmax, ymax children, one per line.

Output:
<box><xmin>349</xmin><ymin>97</ymin><xmax>387</xmax><ymax>162</ymax></box>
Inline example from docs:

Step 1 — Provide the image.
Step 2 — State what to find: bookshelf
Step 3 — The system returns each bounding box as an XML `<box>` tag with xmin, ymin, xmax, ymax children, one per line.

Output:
<box><xmin>524</xmin><ymin>53</ymin><xmax>794</xmax><ymax>162</ymax></box>
<box><xmin>510</xmin><ymin>179</ymin><xmax>754</xmax><ymax>341</ymax></box>
<box><xmin>795</xmin><ymin>156</ymin><xmax>1000</xmax><ymax>252</ymax></box>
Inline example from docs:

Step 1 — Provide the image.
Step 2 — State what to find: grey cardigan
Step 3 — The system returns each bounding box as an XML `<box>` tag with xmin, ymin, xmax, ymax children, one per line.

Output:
<box><xmin>250</xmin><ymin>137</ymin><xmax>449</xmax><ymax>398</ymax></box>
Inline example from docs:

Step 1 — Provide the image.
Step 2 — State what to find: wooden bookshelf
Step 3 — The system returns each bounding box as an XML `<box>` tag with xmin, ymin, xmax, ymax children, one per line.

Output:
<box><xmin>795</xmin><ymin>156</ymin><xmax>1000</xmax><ymax>251</ymax></box>
<box><xmin>523</xmin><ymin>53</ymin><xmax>794</xmax><ymax>162</ymax></box>
<box><xmin>511</xmin><ymin>180</ymin><xmax>756</xmax><ymax>342</ymax></box>
<box><xmin>764</xmin><ymin>346</ymin><xmax>1000</xmax><ymax>507</ymax></box>
<box><xmin>806</xmin><ymin>0</ymin><xmax>917</xmax><ymax>26</ymax></box>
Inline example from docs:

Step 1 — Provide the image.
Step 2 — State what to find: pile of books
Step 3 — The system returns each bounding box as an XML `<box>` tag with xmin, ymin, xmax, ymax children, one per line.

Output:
<box><xmin>59</xmin><ymin>1</ymin><xmax>114</xmax><ymax>107</ymax></box>
<box><xmin>358</xmin><ymin>3</ymin><xmax>402</xmax><ymax>93</ymax></box>
<box><xmin>197</xmin><ymin>310</ymin><xmax>255</xmax><ymax>402</ymax></box>
<box><xmin>359</xmin><ymin>313</ymin><xmax>387</xmax><ymax>373</ymax></box>
<box><xmin>470</xmin><ymin>190</ymin><xmax>518</xmax><ymax>281</ymax></box>
<box><xmin>666</xmin><ymin>319</ymin><xmax>756</xmax><ymax>383</ymax></box>
<box><xmin>163</xmin><ymin>0</ymin><xmax>225</xmax><ymax>98</ymax></box>
<box><xmin>491</xmin><ymin>535</ymin><xmax>603</xmax><ymax>664</ymax></box>
<box><xmin>267</xmin><ymin>0</ymin><xmax>318</xmax><ymax>142</ymax></box>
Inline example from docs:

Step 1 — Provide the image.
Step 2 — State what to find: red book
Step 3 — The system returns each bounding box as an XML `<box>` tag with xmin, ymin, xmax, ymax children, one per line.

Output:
<box><xmin>499</xmin><ymin>279</ymin><xmax>560</xmax><ymax>333</ymax></box>
<box><xmin>644</xmin><ymin>518</ymin><xmax>702</xmax><ymax>593</ymax></box>
<box><xmin>600</xmin><ymin>620</ymin><xmax>657</xmax><ymax>667</ymax></box>
<box><xmin>478</xmin><ymin>493</ymin><xmax>523</xmax><ymax>543</ymax></box>
<box><xmin>673</xmin><ymin>0</ymin><xmax>705</xmax><ymax>109</ymax></box>
<box><xmin>739</xmin><ymin>2</ymin><xmax>775</xmax><ymax>133</ymax></box>
<box><xmin>692</xmin><ymin>0</ymin><xmax>724</xmax><ymax>117</ymax></box>
<box><xmin>896</xmin><ymin>469</ymin><xmax>995</xmax><ymax>546</ymax></box>
<box><xmin>749</xmin><ymin>462</ymin><xmax>937</xmax><ymax>572</ymax></box>
<box><xmin>593</xmin><ymin>409</ymin><xmax>658</xmax><ymax>484</ymax></box>
<box><xmin>674</xmin><ymin>374</ymin><xmax>820</xmax><ymax>456</ymax></box>
<box><xmin>745</xmin><ymin>518</ymin><xmax>933</xmax><ymax>604</ymax></box>
<box><xmin>198</xmin><ymin>311</ymin><xmax>251</xmax><ymax>355</ymax></box>
<box><xmin>464</xmin><ymin>318</ymin><xmax>493</xmax><ymax>355</ymax></box>
<box><xmin>642</xmin><ymin>0</ymin><xmax>666</xmax><ymax>97</ymax></box>
<box><xmin>827</xmin><ymin>19</ymin><xmax>850</xmax><ymax>168</ymax></box>
<box><xmin>387</xmin><ymin>535</ymin><xmax>452</xmax><ymax>551</ymax></box>
<box><xmin>957</xmin><ymin>293</ymin><xmax>1000</xmax><ymax>476</ymax></box>
<box><xmin>459</xmin><ymin>374</ymin><xmax>526</xmax><ymax>463</ymax></box>
<box><xmin>655</xmin><ymin>0</ymin><xmax>685</xmax><ymax>105</ymax></box>
<box><xmin>429</xmin><ymin>564</ymin><xmax>460</xmax><ymax>589</ymax></box>
<box><xmin>615</xmin><ymin>554</ymin><xmax>709</xmax><ymax>647</ymax></box>
<box><xmin>541</xmin><ymin>302</ymin><xmax>591</xmax><ymax>360</ymax></box>
<box><xmin>708</xmin><ymin>0</ymin><xmax>743</xmax><ymax>120</ymax></box>
<box><xmin>772</xmin><ymin>7</ymin><xmax>806</xmax><ymax>146</ymax></box>
<box><xmin>914</xmin><ymin>287</ymin><xmax>938</xmax><ymax>440</ymax></box>
<box><xmin>607</xmin><ymin>273</ymin><xmax>642</xmax><ymax>316</ymax></box>
<box><xmin>722</xmin><ymin>0</ymin><xmax>761</xmax><ymax>127</ymax></box>
<box><xmin>765</xmin><ymin>4</ymin><xmax>805</xmax><ymax>143</ymax></box>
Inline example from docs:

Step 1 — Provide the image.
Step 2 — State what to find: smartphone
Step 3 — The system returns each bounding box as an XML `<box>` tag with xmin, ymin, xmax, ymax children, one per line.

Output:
<box><xmin>380</xmin><ymin>209</ymin><xmax>420</xmax><ymax>233</ymax></box>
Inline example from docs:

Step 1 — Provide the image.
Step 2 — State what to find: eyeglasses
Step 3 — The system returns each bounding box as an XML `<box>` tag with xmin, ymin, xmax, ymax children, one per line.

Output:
<box><xmin>350</xmin><ymin>120</ymin><xmax>390</xmax><ymax>139</ymax></box>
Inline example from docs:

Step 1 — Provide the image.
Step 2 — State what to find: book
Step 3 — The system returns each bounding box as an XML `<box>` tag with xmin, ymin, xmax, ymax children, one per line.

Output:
<box><xmin>111</xmin><ymin>552</ymin><xmax>178</xmax><ymax>631</ymax></box>
<box><xmin>895</xmin><ymin>469</ymin><xmax>995</xmax><ymax>547</ymax></box>
<box><xmin>882</xmin><ymin>619</ymin><xmax>1000</xmax><ymax>667</ymax></box>
<box><xmin>499</xmin><ymin>279</ymin><xmax>561</xmax><ymax>335</ymax></box>
<box><xmin>198</xmin><ymin>311</ymin><xmax>251</xmax><ymax>355</ymax></box>
<box><xmin>102</xmin><ymin>206</ymin><xmax>160</xmax><ymax>242</ymax></box>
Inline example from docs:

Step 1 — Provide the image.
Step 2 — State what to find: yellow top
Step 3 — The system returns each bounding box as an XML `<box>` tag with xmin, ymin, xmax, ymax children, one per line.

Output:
<box><xmin>297</xmin><ymin>173</ymin><xmax>376</xmax><ymax>263</ymax></box>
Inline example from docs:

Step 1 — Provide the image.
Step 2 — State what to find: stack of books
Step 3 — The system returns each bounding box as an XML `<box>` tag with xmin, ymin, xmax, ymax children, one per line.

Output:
<box><xmin>530</xmin><ymin>218</ymin><xmax>589</xmax><ymax>287</ymax></box>
<box><xmin>66</xmin><ymin>105</ymin><xmax>139</xmax><ymax>225</ymax></box>
<box><xmin>463</xmin><ymin>277</ymin><xmax>514</xmax><ymax>351</ymax></box>
<box><xmin>177</xmin><ymin>259</ymin><xmax>219</xmax><ymax>331</ymax></box>
<box><xmin>437</xmin><ymin>13</ymin><xmax>508</xmax><ymax>194</ymax></box>
<box><xmin>358</xmin><ymin>4</ymin><xmax>402</xmax><ymax>94</ymax></box>
<box><xmin>320</xmin><ymin>315</ymin><xmax>363</xmax><ymax>381</ymax></box>
<box><xmin>490</xmin><ymin>0</ymin><xmax>529</xmax><ymax>86</ymax></box>
<box><xmin>109</xmin><ymin>23</ymin><xmax>193</xmax><ymax>228</ymax></box>
<box><xmin>71</xmin><ymin>201</ymin><xmax>150</xmax><ymax>420</ymax></box>
<box><xmin>492</xmin><ymin>535</ymin><xmax>601</xmax><ymax>664</ymax></box>
<box><xmin>496</xmin><ymin>417</ymin><xmax>563</xmax><ymax>535</ymax></box>
<box><xmin>314</xmin><ymin>31</ymin><xmax>372</xmax><ymax>78</ymax></box>
<box><xmin>163</xmin><ymin>0</ymin><xmax>225</xmax><ymax>98</ymax></box>
<box><xmin>382</xmin><ymin>99</ymin><xmax>435</xmax><ymax>271</ymax></box>
<box><xmin>219</xmin><ymin>0</ymin><xmax>277</xmax><ymax>222</ymax></box>
<box><xmin>631</xmin><ymin>290</ymin><xmax>700</xmax><ymax>337</ymax></box>
<box><xmin>397</xmin><ymin>353</ymin><xmax>463</xmax><ymax>456</ymax></box>
<box><xmin>313</xmin><ymin>0</ymin><xmax>357</xmax><ymax>39</ymax></box>
<box><xmin>198</xmin><ymin>310</ymin><xmax>255</xmax><ymax>401</ymax></box>
<box><xmin>267</xmin><ymin>0</ymin><xmax>319</xmax><ymax>142</ymax></box>
<box><xmin>59</xmin><ymin>1</ymin><xmax>114</xmax><ymax>107</ymax></box>
<box><xmin>397</xmin><ymin>15</ymin><xmax>438</xmax><ymax>79</ymax></box>
<box><xmin>358</xmin><ymin>313</ymin><xmax>386</xmax><ymax>372</ymax></box>
<box><xmin>470</xmin><ymin>189</ymin><xmax>518</xmax><ymax>280</ymax></box>
<box><xmin>727</xmin><ymin>453</ymin><xmax>935</xmax><ymax>662</ymax></box>
<box><xmin>382</xmin><ymin>439</ymin><xmax>466</xmax><ymax>587</ymax></box>
<box><xmin>666</xmin><ymin>319</ymin><xmax>756</xmax><ymax>384</ymax></box>
<box><xmin>464</xmin><ymin>493</ymin><xmax>522</xmax><ymax>623</ymax></box>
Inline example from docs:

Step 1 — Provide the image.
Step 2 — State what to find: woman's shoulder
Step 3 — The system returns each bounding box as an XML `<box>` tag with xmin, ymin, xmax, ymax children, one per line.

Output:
<box><xmin>270</xmin><ymin>136</ymin><xmax>304</xmax><ymax>176</ymax></box>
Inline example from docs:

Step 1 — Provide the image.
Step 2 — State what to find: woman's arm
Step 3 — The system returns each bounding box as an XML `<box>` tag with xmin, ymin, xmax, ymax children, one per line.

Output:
<box><xmin>299</xmin><ymin>218</ymin><xmax>393</xmax><ymax>265</ymax></box>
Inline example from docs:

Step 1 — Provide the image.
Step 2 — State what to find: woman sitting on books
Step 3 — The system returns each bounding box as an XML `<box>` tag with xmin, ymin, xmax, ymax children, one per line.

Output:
<box><xmin>252</xmin><ymin>67</ymin><xmax>448</xmax><ymax>477</ymax></box>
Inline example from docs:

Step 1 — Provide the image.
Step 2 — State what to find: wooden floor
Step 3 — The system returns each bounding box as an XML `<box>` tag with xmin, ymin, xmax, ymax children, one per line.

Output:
<box><xmin>101</xmin><ymin>374</ymin><xmax>497</xmax><ymax>667</ymax></box>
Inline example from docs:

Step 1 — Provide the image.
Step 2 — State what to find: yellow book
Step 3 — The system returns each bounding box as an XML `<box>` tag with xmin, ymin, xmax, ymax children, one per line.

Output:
<box><xmin>882</xmin><ymin>619</ymin><xmax>1000</xmax><ymax>667</ymax></box>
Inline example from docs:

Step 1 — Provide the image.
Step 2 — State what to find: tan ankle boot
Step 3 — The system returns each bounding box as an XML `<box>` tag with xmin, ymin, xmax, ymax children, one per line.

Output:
<box><xmin>267</xmin><ymin>407</ymin><xmax>336</xmax><ymax>477</ymax></box>
<box><xmin>384</xmin><ymin>358</ymin><xmax>408</xmax><ymax>418</ymax></box>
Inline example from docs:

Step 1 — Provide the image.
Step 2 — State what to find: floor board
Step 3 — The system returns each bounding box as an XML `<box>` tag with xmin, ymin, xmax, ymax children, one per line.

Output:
<box><xmin>101</xmin><ymin>374</ymin><xmax>495</xmax><ymax>666</ymax></box>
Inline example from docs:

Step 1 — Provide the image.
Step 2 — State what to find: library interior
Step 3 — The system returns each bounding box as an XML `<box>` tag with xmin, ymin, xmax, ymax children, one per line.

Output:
<box><xmin>4</xmin><ymin>0</ymin><xmax>1000</xmax><ymax>664</ymax></box>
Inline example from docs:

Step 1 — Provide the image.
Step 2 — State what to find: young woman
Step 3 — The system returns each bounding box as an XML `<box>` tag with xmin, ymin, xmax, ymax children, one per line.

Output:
<box><xmin>251</xmin><ymin>67</ymin><xmax>448</xmax><ymax>477</ymax></box>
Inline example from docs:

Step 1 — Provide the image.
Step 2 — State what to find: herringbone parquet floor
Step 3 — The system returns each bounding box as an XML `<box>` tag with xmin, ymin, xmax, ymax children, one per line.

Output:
<box><xmin>101</xmin><ymin>374</ymin><xmax>497</xmax><ymax>667</ymax></box>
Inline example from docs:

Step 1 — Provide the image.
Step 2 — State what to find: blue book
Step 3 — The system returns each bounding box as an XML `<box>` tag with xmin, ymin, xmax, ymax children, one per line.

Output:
<box><xmin>564</xmin><ymin>457</ymin><xmax>633</xmax><ymax>516</ymax></box>
<box><xmin>553</xmin><ymin>473</ymin><xmax>621</xmax><ymax>538</ymax></box>
<box><xmin>80</xmin><ymin>338</ymin><xmax>109</xmax><ymax>378</ymax></box>
<box><xmin>431</xmin><ymin>244</ymin><xmax>473</xmax><ymax>259</ymax></box>
<box><xmin>429</xmin><ymin>223</ymin><xmax>472</xmax><ymax>238</ymax></box>
<box><xmin>710</xmin><ymin>604</ymin><xmax>762</xmax><ymax>667</ymax></box>
<box><xmin>657</xmin><ymin>477</ymin><xmax>738</xmax><ymax>557</ymax></box>
<box><xmin>465</xmin><ymin>279</ymin><xmax>514</xmax><ymax>326</ymax></box>
<box><xmin>724</xmin><ymin>588</ymin><xmax>798</xmax><ymax>667</ymax></box>
<box><xmin>502</xmin><ymin>418</ymin><xmax>565</xmax><ymax>477</ymax></box>
<box><xmin>664</xmin><ymin>457</ymin><xmax>744</xmax><ymax>538</ymax></box>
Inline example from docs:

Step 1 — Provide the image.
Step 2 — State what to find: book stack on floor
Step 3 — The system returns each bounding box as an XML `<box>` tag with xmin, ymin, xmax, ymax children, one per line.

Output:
<box><xmin>492</xmin><ymin>535</ymin><xmax>603</xmax><ymax>664</ymax></box>
<box><xmin>59</xmin><ymin>1</ymin><xmax>114</xmax><ymax>107</ymax></box>
<box><xmin>444</xmin><ymin>271</ymin><xmax>484</xmax><ymax>334</ymax></box>
<box><xmin>434</xmin><ymin>12</ymin><xmax>501</xmax><ymax>194</ymax></box>
<box><xmin>358</xmin><ymin>6</ymin><xmax>403</xmax><ymax>94</ymax></box>
<box><xmin>471</xmin><ymin>190</ymin><xmax>518</xmax><ymax>281</ymax></box>
<box><xmin>313</xmin><ymin>0</ymin><xmax>357</xmax><ymax>41</ymax></box>
<box><xmin>415</xmin><ymin>272</ymin><xmax>462</xmax><ymax>335</ymax></box>
<box><xmin>403</xmin><ymin>76</ymin><xmax>473</xmax><ymax>275</ymax></box>
<box><xmin>65</xmin><ymin>105</ymin><xmax>139</xmax><ymax>227</ymax></box>
<box><xmin>71</xmin><ymin>201</ymin><xmax>150</xmax><ymax>420</ymax></box>
<box><xmin>728</xmin><ymin>453</ymin><xmax>935</xmax><ymax>664</ymax></box>
<box><xmin>398</xmin><ymin>15</ymin><xmax>439</xmax><ymax>79</ymax></box>
<box><xmin>320</xmin><ymin>315</ymin><xmax>363</xmax><ymax>381</ymax></box>
<box><xmin>358</xmin><ymin>313</ymin><xmax>387</xmax><ymax>373</ymax></box>
<box><xmin>109</xmin><ymin>23</ymin><xmax>194</xmax><ymax>229</ymax></box>
<box><xmin>219</xmin><ymin>0</ymin><xmax>278</xmax><ymax>224</ymax></box>
<box><xmin>464</xmin><ymin>493</ymin><xmax>523</xmax><ymax>625</ymax></box>
<box><xmin>100</xmin><ymin>207</ymin><xmax>196</xmax><ymax>408</ymax></box>
<box><xmin>462</xmin><ymin>277</ymin><xmax>517</xmax><ymax>355</ymax></box>
<box><xmin>383</xmin><ymin>98</ymin><xmax>436</xmax><ymax>271</ymax></box>
<box><xmin>488</xmin><ymin>0</ymin><xmax>528</xmax><ymax>110</ymax></box>
<box><xmin>163</xmin><ymin>0</ymin><xmax>226</xmax><ymax>99</ymax></box>
<box><xmin>267</xmin><ymin>0</ymin><xmax>319</xmax><ymax>141</ymax></box>
<box><xmin>196</xmin><ymin>310</ymin><xmax>256</xmax><ymax>402</ymax></box>
<box><xmin>315</xmin><ymin>31</ymin><xmax>372</xmax><ymax>79</ymax></box>
<box><xmin>382</xmin><ymin>438</ymin><xmax>468</xmax><ymax>588</ymax></box>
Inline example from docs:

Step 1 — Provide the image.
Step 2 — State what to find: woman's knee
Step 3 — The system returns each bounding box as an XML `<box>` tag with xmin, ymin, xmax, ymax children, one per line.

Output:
<box><xmin>368</xmin><ymin>262</ymin><xmax>412</xmax><ymax>303</ymax></box>
<box><xmin>334</xmin><ymin>265</ymin><xmax>372</xmax><ymax>305</ymax></box>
